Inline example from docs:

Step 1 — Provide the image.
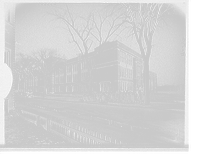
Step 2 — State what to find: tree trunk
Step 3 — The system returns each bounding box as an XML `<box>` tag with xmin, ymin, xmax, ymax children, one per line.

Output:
<box><xmin>143</xmin><ymin>57</ymin><xmax>150</xmax><ymax>105</ymax></box>
<box><xmin>88</xmin><ymin>70</ymin><xmax>93</xmax><ymax>94</ymax></box>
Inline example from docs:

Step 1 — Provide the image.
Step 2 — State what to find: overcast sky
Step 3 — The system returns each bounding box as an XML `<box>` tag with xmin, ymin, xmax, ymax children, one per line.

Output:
<box><xmin>15</xmin><ymin>3</ymin><xmax>186</xmax><ymax>86</ymax></box>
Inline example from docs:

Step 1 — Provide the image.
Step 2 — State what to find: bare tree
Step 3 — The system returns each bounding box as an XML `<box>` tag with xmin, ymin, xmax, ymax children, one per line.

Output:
<box><xmin>123</xmin><ymin>3</ymin><xmax>171</xmax><ymax>104</ymax></box>
<box><xmin>26</xmin><ymin>57</ymin><xmax>39</xmax><ymax>92</ymax></box>
<box><xmin>33</xmin><ymin>49</ymin><xmax>60</xmax><ymax>97</ymax></box>
<box><xmin>50</xmin><ymin>5</ymin><xmax>123</xmax><ymax>93</ymax></box>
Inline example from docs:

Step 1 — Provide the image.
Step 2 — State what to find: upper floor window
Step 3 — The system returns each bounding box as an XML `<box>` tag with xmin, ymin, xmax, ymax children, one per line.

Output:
<box><xmin>81</xmin><ymin>61</ymin><xmax>88</xmax><ymax>70</ymax></box>
<box><xmin>66</xmin><ymin>65</ymin><xmax>72</xmax><ymax>74</ymax></box>
<box><xmin>73</xmin><ymin>64</ymin><xmax>78</xmax><ymax>74</ymax></box>
<box><xmin>99</xmin><ymin>82</ymin><xmax>111</xmax><ymax>92</ymax></box>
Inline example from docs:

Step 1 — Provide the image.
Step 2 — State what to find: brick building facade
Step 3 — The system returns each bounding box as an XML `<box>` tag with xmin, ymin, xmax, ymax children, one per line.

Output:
<box><xmin>49</xmin><ymin>41</ymin><xmax>143</xmax><ymax>94</ymax></box>
<box><xmin>22</xmin><ymin>41</ymin><xmax>157</xmax><ymax>94</ymax></box>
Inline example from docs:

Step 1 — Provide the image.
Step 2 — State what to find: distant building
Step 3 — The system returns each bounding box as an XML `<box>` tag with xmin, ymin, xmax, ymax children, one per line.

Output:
<box><xmin>4</xmin><ymin>4</ymin><xmax>15</xmax><ymax>113</ymax></box>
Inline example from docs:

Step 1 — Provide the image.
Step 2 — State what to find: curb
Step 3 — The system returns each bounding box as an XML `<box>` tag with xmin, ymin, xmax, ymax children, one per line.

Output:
<box><xmin>35</xmin><ymin>97</ymin><xmax>185</xmax><ymax>111</ymax></box>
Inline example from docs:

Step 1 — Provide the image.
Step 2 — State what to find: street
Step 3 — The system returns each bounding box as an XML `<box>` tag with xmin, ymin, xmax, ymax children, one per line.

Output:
<box><xmin>15</xmin><ymin>95</ymin><xmax>185</xmax><ymax>145</ymax></box>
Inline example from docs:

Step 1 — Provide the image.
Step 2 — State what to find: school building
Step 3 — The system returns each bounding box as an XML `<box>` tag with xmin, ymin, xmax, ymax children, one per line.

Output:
<box><xmin>27</xmin><ymin>41</ymin><xmax>158</xmax><ymax>94</ymax></box>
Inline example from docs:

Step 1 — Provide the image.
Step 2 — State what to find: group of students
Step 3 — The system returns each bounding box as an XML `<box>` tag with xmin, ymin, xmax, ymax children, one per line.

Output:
<box><xmin>83</xmin><ymin>90</ymin><xmax>144</xmax><ymax>104</ymax></box>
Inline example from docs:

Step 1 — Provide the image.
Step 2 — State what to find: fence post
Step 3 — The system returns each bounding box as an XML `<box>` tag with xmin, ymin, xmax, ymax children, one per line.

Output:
<box><xmin>36</xmin><ymin>115</ymin><xmax>40</xmax><ymax>126</ymax></box>
<box><xmin>47</xmin><ymin>118</ymin><xmax>51</xmax><ymax>131</ymax></box>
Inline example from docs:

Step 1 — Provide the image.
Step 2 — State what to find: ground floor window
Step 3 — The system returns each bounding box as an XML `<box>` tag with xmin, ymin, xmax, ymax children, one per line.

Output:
<box><xmin>118</xmin><ymin>80</ymin><xmax>134</xmax><ymax>92</ymax></box>
<box><xmin>99</xmin><ymin>81</ymin><xmax>111</xmax><ymax>92</ymax></box>
<box><xmin>39</xmin><ymin>87</ymin><xmax>44</xmax><ymax>92</ymax></box>
<box><xmin>35</xmin><ymin>87</ymin><xmax>38</xmax><ymax>92</ymax></box>
<box><xmin>66</xmin><ymin>85</ymin><xmax>72</xmax><ymax>92</ymax></box>
<box><xmin>60</xmin><ymin>85</ymin><xmax>65</xmax><ymax>92</ymax></box>
<box><xmin>72</xmin><ymin>84</ymin><xmax>78</xmax><ymax>92</ymax></box>
<box><xmin>81</xmin><ymin>84</ymin><xmax>89</xmax><ymax>92</ymax></box>
<box><xmin>55</xmin><ymin>86</ymin><xmax>59</xmax><ymax>92</ymax></box>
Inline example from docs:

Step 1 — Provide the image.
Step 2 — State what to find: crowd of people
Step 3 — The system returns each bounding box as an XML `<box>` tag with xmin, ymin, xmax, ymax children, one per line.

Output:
<box><xmin>83</xmin><ymin>90</ymin><xmax>144</xmax><ymax>104</ymax></box>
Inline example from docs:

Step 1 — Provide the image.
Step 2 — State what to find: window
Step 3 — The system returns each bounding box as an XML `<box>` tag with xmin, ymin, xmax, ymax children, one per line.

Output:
<box><xmin>66</xmin><ymin>85</ymin><xmax>72</xmax><ymax>92</ymax></box>
<box><xmin>89</xmin><ymin>58</ymin><xmax>94</xmax><ymax>66</ymax></box>
<box><xmin>74</xmin><ymin>74</ymin><xmax>77</xmax><ymax>82</ymax></box>
<box><xmin>55</xmin><ymin>86</ymin><xmax>59</xmax><ymax>92</ymax></box>
<box><xmin>107</xmin><ymin>82</ymin><xmax>110</xmax><ymax>92</ymax></box>
<box><xmin>100</xmin><ymin>83</ymin><xmax>103</xmax><ymax>91</ymax></box>
<box><xmin>67</xmin><ymin>75</ymin><xmax>72</xmax><ymax>83</ymax></box>
<box><xmin>35</xmin><ymin>77</ymin><xmax>38</xmax><ymax>86</ymax></box>
<box><xmin>60</xmin><ymin>85</ymin><xmax>65</xmax><ymax>92</ymax></box>
<box><xmin>55</xmin><ymin>73</ymin><xmax>59</xmax><ymax>84</ymax></box>
<box><xmin>35</xmin><ymin>87</ymin><xmax>38</xmax><ymax>92</ymax></box>
<box><xmin>55</xmin><ymin>69</ymin><xmax>59</xmax><ymax>76</ymax></box>
<box><xmin>4</xmin><ymin>49</ymin><xmax>11</xmax><ymax>67</ymax></box>
<box><xmin>59</xmin><ymin>76</ymin><xmax>64</xmax><ymax>83</ymax></box>
<box><xmin>80</xmin><ymin>84</ymin><xmax>89</xmax><ymax>92</ymax></box>
<box><xmin>73</xmin><ymin>74</ymin><xmax>78</xmax><ymax>82</ymax></box>
<box><xmin>66</xmin><ymin>65</ymin><xmax>72</xmax><ymax>74</ymax></box>
<box><xmin>81</xmin><ymin>61</ymin><xmax>86</xmax><ymax>70</ymax></box>
<box><xmin>73</xmin><ymin>85</ymin><xmax>78</xmax><ymax>92</ymax></box>
<box><xmin>100</xmin><ymin>82</ymin><xmax>111</xmax><ymax>92</ymax></box>
<box><xmin>119</xmin><ymin>81</ymin><xmax>122</xmax><ymax>92</ymax></box>
<box><xmin>81</xmin><ymin>72</ymin><xmax>89</xmax><ymax>81</ymax></box>
<box><xmin>73</xmin><ymin>64</ymin><xmax>78</xmax><ymax>74</ymax></box>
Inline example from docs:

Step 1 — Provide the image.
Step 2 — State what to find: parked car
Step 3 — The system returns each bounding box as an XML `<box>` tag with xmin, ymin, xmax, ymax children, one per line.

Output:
<box><xmin>25</xmin><ymin>91</ymin><xmax>34</xmax><ymax>98</ymax></box>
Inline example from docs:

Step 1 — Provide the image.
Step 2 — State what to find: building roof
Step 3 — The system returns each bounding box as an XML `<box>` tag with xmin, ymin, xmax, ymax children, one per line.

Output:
<box><xmin>64</xmin><ymin>41</ymin><xmax>143</xmax><ymax>65</ymax></box>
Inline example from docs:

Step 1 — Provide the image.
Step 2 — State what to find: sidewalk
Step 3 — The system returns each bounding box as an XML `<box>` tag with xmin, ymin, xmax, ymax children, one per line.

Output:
<box><xmin>33</xmin><ymin>93</ymin><xmax>185</xmax><ymax>111</ymax></box>
<box><xmin>16</xmin><ymin>103</ymin><xmax>183</xmax><ymax>148</ymax></box>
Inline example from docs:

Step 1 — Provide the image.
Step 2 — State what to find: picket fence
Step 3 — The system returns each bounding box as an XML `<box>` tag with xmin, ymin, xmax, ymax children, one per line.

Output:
<box><xmin>19</xmin><ymin>108</ymin><xmax>122</xmax><ymax>146</ymax></box>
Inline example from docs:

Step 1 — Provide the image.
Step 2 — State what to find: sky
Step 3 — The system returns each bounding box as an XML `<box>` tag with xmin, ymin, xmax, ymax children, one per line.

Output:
<box><xmin>15</xmin><ymin>3</ymin><xmax>186</xmax><ymax>86</ymax></box>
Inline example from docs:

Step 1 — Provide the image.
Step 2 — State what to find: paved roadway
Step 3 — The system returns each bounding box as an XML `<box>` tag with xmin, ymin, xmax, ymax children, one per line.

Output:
<box><xmin>14</xmin><ymin>95</ymin><xmax>186</xmax><ymax>148</ymax></box>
